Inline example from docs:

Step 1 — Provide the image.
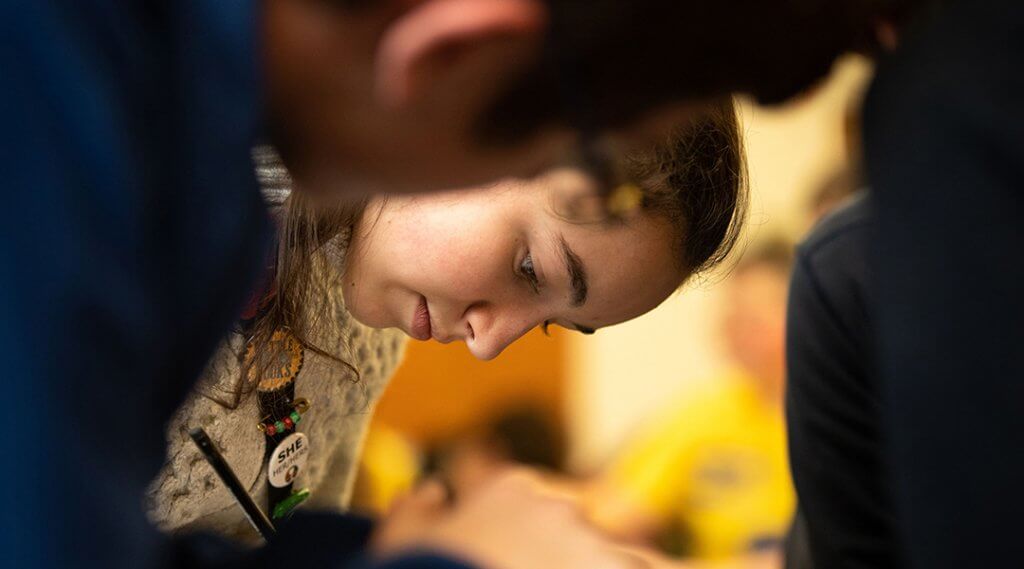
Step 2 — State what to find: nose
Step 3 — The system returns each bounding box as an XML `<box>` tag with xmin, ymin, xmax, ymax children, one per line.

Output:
<box><xmin>462</xmin><ymin>302</ymin><xmax>543</xmax><ymax>361</ymax></box>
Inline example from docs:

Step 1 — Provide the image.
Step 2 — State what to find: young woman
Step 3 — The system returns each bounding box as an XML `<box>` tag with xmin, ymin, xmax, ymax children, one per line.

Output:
<box><xmin>147</xmin><ymin>100</ymin><xmax>747</xmax><ymax>543</ymax></box>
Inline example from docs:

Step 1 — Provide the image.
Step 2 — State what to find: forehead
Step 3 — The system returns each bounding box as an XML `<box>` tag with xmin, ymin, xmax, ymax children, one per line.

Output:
<box><xmin>543</xmin><ymin>198</ymin><xmax>684</xmax><ymax>329</ymax></box>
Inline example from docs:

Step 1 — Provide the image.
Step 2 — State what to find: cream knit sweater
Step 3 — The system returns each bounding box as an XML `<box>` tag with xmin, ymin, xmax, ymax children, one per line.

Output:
<box><xmin>145</xmin><ymin>148</ymin><xmax>406</xmax><ymax>542</ymax></box>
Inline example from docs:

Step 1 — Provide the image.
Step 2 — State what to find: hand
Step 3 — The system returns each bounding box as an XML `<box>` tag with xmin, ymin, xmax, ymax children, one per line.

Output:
<box><xmin>372</xmin><ymin>468</ymin><xmax>648</xmax><ymax>569</ymax></box>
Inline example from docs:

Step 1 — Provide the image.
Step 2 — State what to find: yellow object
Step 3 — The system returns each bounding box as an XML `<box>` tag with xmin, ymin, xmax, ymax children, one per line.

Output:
<box><xmin>350</xmin><ymin>424</ymin><xmax>421</xmax><ymax>515</ymax></box>
<box><xmin>606</xmin><ymin>183</ymin><xmax>643</xmax><ymax>217</ymax></box>
<box><xmin>592</xmin><ymin>369</ymin><xmax>794</xmax><ymax>560</ymax></box>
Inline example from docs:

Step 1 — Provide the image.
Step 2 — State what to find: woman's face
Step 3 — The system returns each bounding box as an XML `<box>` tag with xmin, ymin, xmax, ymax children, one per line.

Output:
<box><xmin>342</xmin><ymin>170</ymin><xmax>684</xmax><ymax>360</ymax></box>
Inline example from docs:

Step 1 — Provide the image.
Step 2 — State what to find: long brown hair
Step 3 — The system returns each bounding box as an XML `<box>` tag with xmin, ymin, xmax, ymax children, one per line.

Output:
<box><xmin>246</xmin><ymin>191</ymin><xmax>366</xmax><ymax>378</ymax></box>
<box><xmin>216</xmin><ymin>148</ymin><xmax>368</xmax><ymax>408</ymax></box>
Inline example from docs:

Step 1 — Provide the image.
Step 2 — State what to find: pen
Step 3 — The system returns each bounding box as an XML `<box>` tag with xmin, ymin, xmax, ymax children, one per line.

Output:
<box><xmin>189</xmin><ymin>427</ymin><xmax>277</xmax><ymax>541</ymax></box>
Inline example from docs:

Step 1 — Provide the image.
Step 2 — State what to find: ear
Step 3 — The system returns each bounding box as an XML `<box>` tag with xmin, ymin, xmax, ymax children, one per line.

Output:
<box><xmin>374</xmin><ymin>0</ymin><xmax>546</xmax><ymax>108</ymax></box>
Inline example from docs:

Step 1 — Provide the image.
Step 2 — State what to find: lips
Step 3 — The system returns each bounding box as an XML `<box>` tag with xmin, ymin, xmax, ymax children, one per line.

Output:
<box><xmin>410</xmin><ymin>296</ymin><xmax>432</xmax><ymax>341</ymax></box>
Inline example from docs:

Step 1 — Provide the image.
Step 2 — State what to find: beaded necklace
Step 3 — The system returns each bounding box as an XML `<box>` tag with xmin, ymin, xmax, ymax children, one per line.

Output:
<box><xmin>246</xmin><ymin>328</ymin><xmax>314</xmax><ymax>520</ymax></box>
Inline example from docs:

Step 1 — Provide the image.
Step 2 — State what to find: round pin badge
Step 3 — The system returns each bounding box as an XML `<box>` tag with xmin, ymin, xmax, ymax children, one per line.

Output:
<box><xmin>268</xmin><ymin>432</ymin><xmax>310</xmax><ymax>488</ymax></box>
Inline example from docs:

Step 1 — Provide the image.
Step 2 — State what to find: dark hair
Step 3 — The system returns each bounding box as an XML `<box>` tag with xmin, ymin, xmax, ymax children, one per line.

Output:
<box><xmin>232</xmin><ymin>165</ymin><xmax>369</xmax><ymax>407</ymax></box>
<box><xmin>326</xmin><ymin>0</ymin><xmax>921</xmax><ymax>144</ymax></box>
<box><xmin>624</xmin><ymin>98</ymin><xmax>747</xmax><ymax>278</ymax></box>
<box><xmin>478</xmin><ymin>0</ymin><xmax>903</xmax><ymax>144</ymax></box>
<box><xmin>484</xmin><ymin>405</ymin><xmax>566</xmax><ymax>471</ymax></box>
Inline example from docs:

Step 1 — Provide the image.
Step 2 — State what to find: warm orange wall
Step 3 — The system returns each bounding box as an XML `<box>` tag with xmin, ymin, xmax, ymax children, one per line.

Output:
<box><xmin>372</xmin><ymin>328</ymin><xmax>567</xmax><ymax>445</ymax></box>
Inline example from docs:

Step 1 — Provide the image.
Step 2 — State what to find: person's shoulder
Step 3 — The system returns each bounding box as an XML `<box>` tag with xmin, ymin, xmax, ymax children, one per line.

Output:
<box><xmin>790</xmin><ymin>193</ymin><xmax>874</xmax><ymax>349</ymax></box>
<box><xmin>800</xmin><ymin>192</ymin><xmax>873</xmax><ymax>254</ymax></box>
<box><xmin>797</xmin><ymin>192</ymin><xmax>873</xmax><ymax>275</ymax></box>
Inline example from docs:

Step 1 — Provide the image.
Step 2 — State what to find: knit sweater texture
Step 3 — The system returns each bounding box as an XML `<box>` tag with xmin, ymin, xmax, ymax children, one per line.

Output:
<box><xmin>145</xmin><ymin>148</ymin><xmax>406</xmax><ymax>542</ymax></box>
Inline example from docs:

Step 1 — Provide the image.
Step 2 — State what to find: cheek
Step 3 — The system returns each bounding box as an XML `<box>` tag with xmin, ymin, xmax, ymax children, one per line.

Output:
<box><xmin>415</xmin><ymin>240</ymin><xmax>510</xmax><ymax>299</ymax></box>
<box><xmin>376</xmin><ymin>206</ymin><xmax>514</xmax><ymax>298</ymax></box>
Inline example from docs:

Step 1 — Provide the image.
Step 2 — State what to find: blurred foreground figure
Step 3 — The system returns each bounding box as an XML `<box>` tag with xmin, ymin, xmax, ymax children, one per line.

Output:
<box><xmin>589</xmin><ymin>241</ymin><xmax>795</xmax><ymax>569</ymax></box>
<box><xmin>861</xmin><ymin>3</ymin><xmax>1024</xmax><ymax>566</ymax></box>
<box><xmin>788</xmin><ymin>2</ymin><xmax>1024</xmax><ymax>568</ymax></box>
<box><xmin>0</xmin><ymin>1</ymin><xmax>750</xmax><ymax>568</ymax></box>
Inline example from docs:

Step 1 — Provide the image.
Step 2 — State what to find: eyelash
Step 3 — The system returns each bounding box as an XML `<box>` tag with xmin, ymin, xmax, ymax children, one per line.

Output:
<box><xmin>518</xmin><ymin>252</ymin><xmax>553</xmax><ymax>336</ymax></box>
<box><xmin>519</xmin><ymin>252</ymin><xmax>541</xmax><ymax>294</ymax></box>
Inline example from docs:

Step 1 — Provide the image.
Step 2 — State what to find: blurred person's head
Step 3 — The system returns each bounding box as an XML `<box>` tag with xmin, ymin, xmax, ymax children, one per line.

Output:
<box><xmin>263</xmin><ymin>0</ymin><xmax>911</xmax><ymax>196</ymax></box>
<box><xmin>432</xmin><ymin>405</ymin><xmax>566</xmax><ymax>494</ymax></box>
<box><xmin>722</xmin><ymin>238</ymin><xmax>793</xmax><ymax>401</ymax></box>
<box><xmin>341</xmin><ymin>100</ymin><xmax>746</xmax><ymax>360</ymax></box>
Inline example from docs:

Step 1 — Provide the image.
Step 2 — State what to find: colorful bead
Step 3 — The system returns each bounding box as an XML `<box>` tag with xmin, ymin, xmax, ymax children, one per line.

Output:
<box><xmin>272</xmin><ymin>488</ymin><xmax>312</xmax><ymax>520</ymax></box>
<box><xmin>259</xmin><ymin>398</ymin><xmax>310</xmax><ymax>438</ymax></box>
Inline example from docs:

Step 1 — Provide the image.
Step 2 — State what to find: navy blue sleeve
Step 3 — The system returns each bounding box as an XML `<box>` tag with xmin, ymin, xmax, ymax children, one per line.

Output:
<box><xmin>0</xmin><ymin>0</ymin><xmax>270</xmax><ymax>566</ymax></box>
<box><xmin>864</xmin><ymin>0</ymin><xmax>1024</xmax><ymax>566</ymax></box>
<box><xmin>785</xmin><ymin>200</ymin><xmax>901</xmax><ymax>569</ymax></box>
<box><xmin>0</xmin><ymin>2</ymin><xmax>477</xmax><ymax>568</ymax></box>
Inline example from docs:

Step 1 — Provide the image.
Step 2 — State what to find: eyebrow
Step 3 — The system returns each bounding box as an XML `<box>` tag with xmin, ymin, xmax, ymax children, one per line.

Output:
<box><xmin>558</xmin><ymin>234</ymin><xmax>589</xmax><ymax>308</ymax></box>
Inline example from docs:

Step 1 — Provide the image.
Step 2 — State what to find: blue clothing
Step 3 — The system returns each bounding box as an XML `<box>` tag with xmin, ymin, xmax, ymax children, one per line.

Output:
<box><xmin>864</xmin><ymin>0</ymin><xmax>1024</xmax><ymax>566</ymax></box>
<box><xmin>0</xmin><ymin>2</ymin><xmax>471</xmax><ymax>568</ymax></box>
<box><xmin>786</xmin><ymin>195</ymin><xmax>900</xmax><ymax>569</ymax></box>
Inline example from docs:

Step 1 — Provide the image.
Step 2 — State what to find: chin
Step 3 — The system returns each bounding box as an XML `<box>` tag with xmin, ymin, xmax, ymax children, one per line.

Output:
<box><xmin>341</xmin><ymin>286</ymin><xmax>386</xmax><ymax>329</ymax></box>
<box><xmin>345</xmin><ymin>304</ymin><xmax>372</xmax><ymax>328</ymax></box>
<box><xmin>348</xmin><ymin>303</ymin><xmax>395</xmax><ymax>331</ymax></box>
